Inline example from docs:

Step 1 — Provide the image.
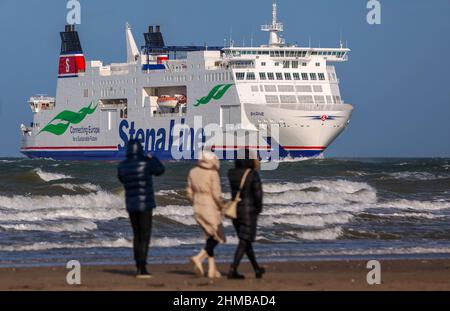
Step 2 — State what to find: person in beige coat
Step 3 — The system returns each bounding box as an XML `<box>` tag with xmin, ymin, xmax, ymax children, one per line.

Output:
<box><xmin>186</xmin><ymin>151</ymin><xmax>225</xmax><ymax>279</ymax></box>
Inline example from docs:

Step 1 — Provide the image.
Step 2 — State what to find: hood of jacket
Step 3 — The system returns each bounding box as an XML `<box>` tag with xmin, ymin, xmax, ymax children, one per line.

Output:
<box><xmin>126</xmin><ymin>139</ymin><xmax>145</xmax><ymax>159</ymax></box>
<box><xmin>197</xmin><ymin>151</ymin><xmax>220</xmax><ymax>171</ymax></box>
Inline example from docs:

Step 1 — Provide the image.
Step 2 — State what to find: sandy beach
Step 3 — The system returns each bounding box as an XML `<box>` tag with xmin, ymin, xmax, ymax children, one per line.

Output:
<box><xmin>1</xmin><ymin>259</ymin><xmax>449</xmax><ymax>291</ymax></box>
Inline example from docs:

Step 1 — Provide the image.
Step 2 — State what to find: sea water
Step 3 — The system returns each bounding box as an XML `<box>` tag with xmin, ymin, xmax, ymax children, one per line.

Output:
<box><xmin>0</xmin><ymin>157</ymin><xmax>449</xmax><ymax>267</ymax></box>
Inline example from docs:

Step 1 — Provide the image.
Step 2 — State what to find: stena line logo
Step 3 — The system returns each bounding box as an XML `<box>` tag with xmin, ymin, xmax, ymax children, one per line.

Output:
<box><xmin>39</xmin><ymin>102</ymin><xmax>98</xmax><ymax>136</ymax></box>
<box><xmin>194</xmin><ymin>84</ymin><xmax>233</xmax><ymax>107</ymax></box>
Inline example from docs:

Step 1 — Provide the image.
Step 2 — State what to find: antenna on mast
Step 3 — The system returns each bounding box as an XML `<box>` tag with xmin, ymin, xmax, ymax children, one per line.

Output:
<box><xmin>261</xmin><ymin>1</ymin><xmax>285</xmax><ymax>46</ymax></box>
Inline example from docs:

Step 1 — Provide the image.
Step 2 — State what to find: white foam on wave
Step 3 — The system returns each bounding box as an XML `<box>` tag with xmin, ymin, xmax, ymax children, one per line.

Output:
<box><xmin>52</xmin><ymin>183</ymin><xmax>102</xmax><ymax>192</ymax></box>
<box><xmin>264</xmin><ymin>180</ymin><xmax>377</xmax><ymax>205</ymax></box>
<box><xmin>385</xmin><ymin>171</ymin><xmax>448</xmax><ymax>181</ymax></box>
<box><xmin>156</xmin><ymin>190</ymin><xmax>179</xmax><ymax>196</ymax></box>
<box><xmin>0</xmin><ymin>220</ymin><xmax>98</xmax><ymax>233</ymax></box>
<box><xmin>287</xmin><ymin>227</ymin><xmax>343</xmax><ymax>241</ymax></box>
<box><xmin>34</xmin><ymin>168</ymin><xmax>73</xmax><ymax>182</ymax></box>
<box><xmin>260</xmin><ymin>213</ymin><xmax>353</xmax><ymax>228</ymax></box>
<box><xmin>0</xmin><ymin>191</ymin><xmax>126</xmax><ymax>221</ymax></box>
<box><xmin>0</xmin><ymin>236</ymin><xmax>241</xmax><ymax>252</ymax></box>
<box><xmin>377</xmin><ymin>199</ymin><xmax>450</xmax><ymax>211</ymax></box>
<box><xmin>312</xmin><ymin>246</ymin><xmax>450</xmax><ymax>257</ymax></box>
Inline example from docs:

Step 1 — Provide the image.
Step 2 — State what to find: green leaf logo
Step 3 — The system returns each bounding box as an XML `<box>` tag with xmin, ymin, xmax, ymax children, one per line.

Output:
<box><xmin>195</xmin><ymin>84</ymin><xmax>233</xmax><ymax>107</ymax></box>
<box><xmin>39</xmin><ymin>102</ymin><xmax>98</xmax><ymax>136</ymax></box>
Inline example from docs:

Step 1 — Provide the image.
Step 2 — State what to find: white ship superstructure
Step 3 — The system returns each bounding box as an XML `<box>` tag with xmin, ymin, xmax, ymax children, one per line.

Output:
<box><xmin>20</xmin><ymin>3</ymin><xmax>353</xmax><ymax>160</ymax></box>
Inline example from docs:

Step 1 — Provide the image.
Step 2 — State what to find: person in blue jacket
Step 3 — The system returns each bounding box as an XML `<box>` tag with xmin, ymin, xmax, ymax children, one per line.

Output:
<box><xmin>118</xmin><ymin>139</ymin><xmax>165</xmax><ymax>278</ymax></box>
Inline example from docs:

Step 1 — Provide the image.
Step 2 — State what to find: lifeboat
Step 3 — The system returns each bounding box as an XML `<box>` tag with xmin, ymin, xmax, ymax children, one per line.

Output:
<box><xmin>174</xmin><ymin>94</ymin><xmax>187</xmax><ymax>104</ymax></box>
<box><xmin>157</xmin><ymin>95</ymin><xmax>179</xmax><ymax>108</ymax></box>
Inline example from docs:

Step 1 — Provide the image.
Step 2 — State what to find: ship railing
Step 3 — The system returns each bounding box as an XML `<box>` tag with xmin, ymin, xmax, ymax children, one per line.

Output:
<box><xmin>265</xmin><ymin>103</ymin><xmax>353</xmax><ymax>112</ymax></box>
<box><xmin>152</xmin><ymin>112</ymin><xmax>187</xmax><ymax>118</ymax></box>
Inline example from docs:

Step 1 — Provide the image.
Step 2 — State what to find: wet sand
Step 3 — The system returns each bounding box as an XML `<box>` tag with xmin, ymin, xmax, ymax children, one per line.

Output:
<box><xmin>1</xmin><ymin>260</ymin><xmax>449</xmax><ymax>291</ymax></box>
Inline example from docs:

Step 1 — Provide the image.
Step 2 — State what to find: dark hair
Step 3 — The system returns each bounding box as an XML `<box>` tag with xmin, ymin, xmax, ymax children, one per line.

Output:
<box><xmin>235</xmin><ymin>159</ymin><xmax>255</xmax><ymax>169</ymax></box>
<box><xmin>126</xmin><ymin>139</ymin><xmax>144</xmax><ymax>158</ymax></box>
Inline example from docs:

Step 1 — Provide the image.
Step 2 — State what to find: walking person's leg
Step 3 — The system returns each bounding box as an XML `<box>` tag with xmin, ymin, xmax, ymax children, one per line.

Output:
<box><xmin>190</xmin><ymin>237</ymin><xmax>210</xmax><ymax>277</ymax></box>
<box><xmin>228</xmin><ymin>239</ymin><xmax>247</xmax><ymax>279</ymax></box>
<box><xmin>205</xmin><ymin>237</ymin><xmax>221</xmax><ymax>279</ymax></box>
<box><xmin>245</xmin><ymin>242</ymin><xmax>265</xmax><ymax>279</ymax></box>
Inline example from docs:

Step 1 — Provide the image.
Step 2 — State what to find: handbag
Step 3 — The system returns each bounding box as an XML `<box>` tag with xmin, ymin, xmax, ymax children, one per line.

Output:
<box><xmin>224</xmin><ymin>169</ymin><xmax>251</xmax><ymax>219</ymax></box>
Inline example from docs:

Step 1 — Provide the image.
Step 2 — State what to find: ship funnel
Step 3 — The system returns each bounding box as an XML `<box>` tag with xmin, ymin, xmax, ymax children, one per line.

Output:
<box><xmin>144</xmin><ymin>24</ymin><xmax>165</xmax><ymax>49</ymax></box>
<box><xmin>58</xmin><ymin>24</ymin><xmax>86</xmax><ymax>78</ymax></box>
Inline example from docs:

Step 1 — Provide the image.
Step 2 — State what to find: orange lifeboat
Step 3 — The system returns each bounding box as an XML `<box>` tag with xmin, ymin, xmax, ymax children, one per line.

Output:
<box><xmin>157</xmin><ymin>95</ymin><xmax>179</xmax><ymax>108</ymax></box>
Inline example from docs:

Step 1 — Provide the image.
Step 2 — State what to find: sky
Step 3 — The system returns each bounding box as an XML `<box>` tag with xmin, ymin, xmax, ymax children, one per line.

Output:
<box><xmin>0</xmin><ymin>0</ymin><xmax>449</xmax><ymax>158</ymax></box>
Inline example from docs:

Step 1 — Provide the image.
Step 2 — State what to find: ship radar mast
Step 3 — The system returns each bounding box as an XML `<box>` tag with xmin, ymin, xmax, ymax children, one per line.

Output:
<box><xmin>261</xmin><ymin>1</ymin><xmax>285</xmax><ymax>47</ymax></box>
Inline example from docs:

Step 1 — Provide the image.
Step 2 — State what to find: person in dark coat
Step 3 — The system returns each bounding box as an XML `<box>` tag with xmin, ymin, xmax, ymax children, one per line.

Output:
<box><xmin>227</xmin><ymin>158</ymin><xmax>265</xmax><ymax>279</ymax></box>
<box><xmin>118</xmin><ymin>139</ymin><xmax>165</xmax><ymax>278</ymax></box>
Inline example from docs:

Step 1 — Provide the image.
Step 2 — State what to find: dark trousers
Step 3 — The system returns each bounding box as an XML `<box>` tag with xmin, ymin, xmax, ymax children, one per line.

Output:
<box><xmin>204</xmin><ymin>236</ymin><xmax>219</xmax><ymax>257</ymax></box>
<box><xmin>129</xmin><ymin>210</ymin><xmax>153</xmax><ymax>266</ymax></box>
<box><xmin>231</xmin><ymin>238</ymin><xmax>260</xmax><ymax>272</ymax></box>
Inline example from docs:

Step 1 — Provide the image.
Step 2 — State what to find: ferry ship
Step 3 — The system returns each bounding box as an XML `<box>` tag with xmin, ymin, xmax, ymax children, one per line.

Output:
<box><xmin>20</xmin><ymin>3</ymin><xmax>353</xmax><ymax>161</ymax></box>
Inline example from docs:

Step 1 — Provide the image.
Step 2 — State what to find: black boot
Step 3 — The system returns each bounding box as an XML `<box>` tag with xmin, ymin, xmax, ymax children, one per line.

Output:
<box><xmin>227</xmin><ymin>268</ymin><xmax>245</xmax><ymax>280</ymax></box>
<box><xmin>136</xmin><ymin>261</ymin><xmax>152</xmax><ymax>279</ymax></box>
<box><xmin>255</xmin><ymin>267</ymin><xmax>266</xmax><ymax>279</ymax></box>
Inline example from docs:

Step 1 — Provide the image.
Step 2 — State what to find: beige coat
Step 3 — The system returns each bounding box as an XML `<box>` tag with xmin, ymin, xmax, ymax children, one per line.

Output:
<box><xmin>186</xmin><ymin>153</ymin><xmax>226</xmax><ymax>243</ymax></box>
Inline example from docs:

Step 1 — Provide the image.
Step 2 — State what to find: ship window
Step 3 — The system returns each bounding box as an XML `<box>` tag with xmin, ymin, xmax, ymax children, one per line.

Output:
<box><xmin>318</xmin><ymin>73</ymin><xmax>326</xmax><ymax>80</ymax></box>
<box><xmin>316</xmin><ymin>62</ymin><xmax>320</xmax><ymax>67</ymax></box>
<box><xmin>276</xmin><ymin>73</ymin><xmax>283</xmax><ymax>80</ymax></box>
<box><xmin>313</xmin><ymin>85</ymin><xmax>323</xmax><ymax>92</ymax></box>
<box><xmin>284</xmin><ymin>73</ymin><xmax>292</xmax><ymax>80</ymax></box>
<box><xmin>83</xmin><ymin>89</ymin><xmax>89</xmax><ymax>98</ymax></box>
<box><xmin>280</xmin><ymin>95</ymin><xmax>297</xmax><ymax>104</ymax></box>
<box><xmin>261</xmin><ymin>62</ymin><xmax>266</xmax><ymax>66</ymax></box>
<box><xmin>259</xmin><ymin>72</ymin><xmax>267</xmax><ymax>80</ymax></box>
<box><xmin>274</xmin><ymin>62</ymin><xmax>280</xmax><ymax>66</ymax></box>
<box><xmin>296</xmin><ymin>85</ymin><xmax>312</xmax><ymax>93</ymax></box>
<box><xmin>326</xmin><ymin>96</ymin><xmax>332</xmax><ymax>104</ymax></box>
<box><xmin>251</xmin><ymin>85</ymin><xmax>259</xmax><ymax>92</ymax></box>
<box><xmin>283</xmin><ymin>61</ymin><xmax>290</xmax><ymax>68</ymax></box>
<box><xmin>264</xmin><ymin>85</ymin><xmax>277</xmax><ymax>92</ymax></box>
<box><xmin>265</xmin><ymin>95</ymin><xmax>279</xmax><ymax>104</ymax></box>
<box><xmin>293</xmin><ymin>73</ymin><xmax>300</xmax><ymax>80</ymax></box>
<box><xmin>236</xmin><ymin>72</ymin><xmax>245</xmax><ymax>80</ymax></box>
<box><xmin>267</xmin><ymin>73</ymin><xmax>275</xmax><ymax>80</ymax></box>
<box><xmin>298</xmin><ymin>95</ymin><xmax>314</xmax><ymax>104</ymax></box>
<box><xmin>278</xmin><ymin>85</ymin><xmax>294</xmax><ymax>92</ymax></box>
<box><xmin>314</xmin><ymin>96</ymin><xmax>326</xmax><ymax>104</ymax></box>
<box><xmin>292</xmin><ymin>61</ymin><xmax>299</xmax><ymax>68</ymax></box>
<box><xmin>310</xmin><ymin>73</ymin><xmax>317</xmax><ymax>80</ymax></box>
<box><xmin>302</xmin><ymin>62</ymin><xmax>307</xmax><ymax>67</ymax></box>
<box><xmin>301</xmin><ymin>73</ymin><xmax>309</xmax><ymax>80</ymax></box>
<box><xmin>246</xmin><ymin>72</ymin><xmax>256</xmax><ymax>80</ymax></box>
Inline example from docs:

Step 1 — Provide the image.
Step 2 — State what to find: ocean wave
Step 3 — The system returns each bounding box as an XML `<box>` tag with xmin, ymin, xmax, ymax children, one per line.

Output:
<box><xmin>260</xmin><ymin>213</ymin><xmax>354</xmax><ymax>228</ymax></box>
<box><xmin>384</xmin><ymin>171</ymin><xmax>448</xmax><ymax>181</ymax></box>
<box><xmin>264</xmin><ymin>180</ymin><xmax>376</xmax><ymax>205</ymax></box>
<box><xmin>378</xmin><ymin>199</ymin><xmax>450</xmax><ymax>211</ymax></box>
<box><xmin>0</xmin><ymin>191</ymin><xmax>126</xmax><ymax>221</ymax></box>
<box><xmin>0</xmin><ymin>220</ymin><xmax>98</xmax><ymax>233</ymax></box>
<box><xmin>34</xmin><ymin>168</ymin><xmax>73</xmax><ymax>182</ymax></box>
<box><xmin>52</xmin><ymin>183</ymin><xmax>102</xmax><ymax>192</ymax></box>
<box><xmin>287</xmin><ymin>227</ymin><xmax>343</xmax><ymax>241</ymax></box>
<box><xmin>0</xmin><ymin>236</ymin><xmax>240</xmax><ymax>252</ymax></box>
